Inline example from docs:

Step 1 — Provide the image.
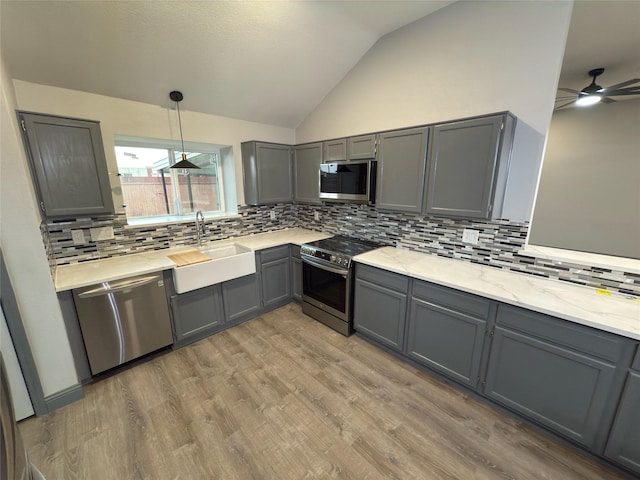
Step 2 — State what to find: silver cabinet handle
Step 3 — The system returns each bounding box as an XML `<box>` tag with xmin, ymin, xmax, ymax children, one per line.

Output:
<box><xmin>301</xmin><ymin>256</ymin><xmax>349</xmax><ymax>276</ymax></box>
<box><xmin>77</xmin><ymin>276</ymin><xmax>159</xmax><ymax>298</ymax></box>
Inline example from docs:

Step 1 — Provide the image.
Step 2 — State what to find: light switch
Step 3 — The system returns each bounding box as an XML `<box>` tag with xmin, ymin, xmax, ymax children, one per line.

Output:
<box><xmin>71</xmin><ymin>229</ymin><xmax>85</xmax><ymax>245</ymax></box>
<box><xmin>270</xmin><ymin>210</ymin><xmax>276</xmax><ymax>220</ymax></box>
<box><xmin>462</xmin><ymin>228</ymin><xmax>480</xmax><ymax>245</ymax></box>
<box><xmin>90</xmin><ymin>226</ymin><xmax>115</xmax><ymax>242</ymax></box>
<box><xmin>314</xmin><ymin>211</ymin><xmax>320</xmax><ymax>221</ymax></box>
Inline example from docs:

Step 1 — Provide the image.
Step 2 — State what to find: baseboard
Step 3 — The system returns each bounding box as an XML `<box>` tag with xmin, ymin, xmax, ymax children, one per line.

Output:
<box><xmin>44</xmin><ymin>383</ymin><xmax>84</xmax><ymax>413</ymax></box>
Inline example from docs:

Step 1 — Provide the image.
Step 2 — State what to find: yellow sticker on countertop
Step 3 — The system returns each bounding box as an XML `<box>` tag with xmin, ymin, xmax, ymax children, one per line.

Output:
<box><xmin>596</xmin><ymin>289</ymin><xmax>611</xmax><ymax>296</ymax></box>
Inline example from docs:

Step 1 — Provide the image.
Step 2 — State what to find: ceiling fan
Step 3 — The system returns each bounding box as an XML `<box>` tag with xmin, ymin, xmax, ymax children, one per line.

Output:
<box><xmin>555</xmin><ymin>68</ymin><xmax>640</xmax><ymax>110</ymax></box>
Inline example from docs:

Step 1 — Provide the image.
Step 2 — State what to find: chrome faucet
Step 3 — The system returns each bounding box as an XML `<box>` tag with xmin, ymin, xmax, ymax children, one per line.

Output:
<box><xmin>195</xmin><ymin>210</ymin><xmax>206</xmax><ymax>246</ymax></box>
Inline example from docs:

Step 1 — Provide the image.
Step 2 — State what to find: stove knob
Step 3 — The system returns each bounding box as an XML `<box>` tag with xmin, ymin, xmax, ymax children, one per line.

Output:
<box><xmin>330</xmin><ymin>255</ymin><xmax>336</xmax><ymax>263</ymax></box>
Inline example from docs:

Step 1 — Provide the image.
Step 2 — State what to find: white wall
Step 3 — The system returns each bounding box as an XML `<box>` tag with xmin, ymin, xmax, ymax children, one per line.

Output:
<box><xmin>1</xmin><ymin>58</ymin><xmax>78</xmax><ymax>396</ymax></box>
<box><xmin>13</xmin><ymin>80</ymin><xmax>297</xmax><ymax>207</ymax></box>
<box><xmin>529</xmin><ymin>99</ymin><xmax>640</xmax><ymax>258</ymax></box>
<box><xmin>296</xmin><ymin>1</ymin><xmax>572</xmax><ymax>143</ymax></box>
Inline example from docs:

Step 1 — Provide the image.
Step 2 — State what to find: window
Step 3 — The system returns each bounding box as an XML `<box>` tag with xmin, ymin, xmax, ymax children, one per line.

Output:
<box><xmin>115</xmin><ymin>138</ymin><xmax>235</xmax><ymax>224</ymax></box>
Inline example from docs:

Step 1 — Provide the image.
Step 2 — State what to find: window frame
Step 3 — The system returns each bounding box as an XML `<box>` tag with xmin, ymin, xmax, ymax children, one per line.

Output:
<box><xmin>114</xmin><ymin>136</ymin><xmax>233</xmax><ymax>226</ymax></box>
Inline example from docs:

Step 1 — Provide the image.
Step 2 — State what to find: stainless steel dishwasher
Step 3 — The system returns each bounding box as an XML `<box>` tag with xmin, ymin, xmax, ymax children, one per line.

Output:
<box><xmin>72</xmin><ymin>272</ymin><xmax>174</xmax><ymax>375</ymax></box>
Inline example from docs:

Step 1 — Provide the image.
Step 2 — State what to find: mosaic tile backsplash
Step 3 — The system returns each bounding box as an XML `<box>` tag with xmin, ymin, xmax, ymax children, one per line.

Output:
<box><xmin>43</xmin><ymin>203</ymin><xmax>639</xmax><ymax>297</ymax></box>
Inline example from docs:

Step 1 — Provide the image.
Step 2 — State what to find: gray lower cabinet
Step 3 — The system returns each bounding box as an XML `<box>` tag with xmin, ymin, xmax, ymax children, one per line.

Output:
<box><xmin>294</xmin><ymin>142</ymin><xmax>322</xmax><ymax>203</ymax></box>
<box><xmin>604</xmin><ymin>349</ymin><xmax>640</xmax><ymax>475</ymax></box>
<box><xmin>426</xmin><ymin>113</ymin><xmax>515</xmax><ymax>219</ymax></box>
<box><xmin>353</xmin><ymin>264</ymin><xmax>409</xmax><ymax>352</ymax></box>
<box><xmin>242</xmin><ymin>141</ymin><xmax>293</xmax><ymax>205</ymax></box>
<box><xmin>406</xmin><ymin>281</ymin><xmax>492</xmax><ymax>389</ymax></box>
<box><xmin>376</xmin><ymin>127</ymin><xmax>430</xmax><ymax>213</ymax></box>
<box><xmin>170</xmin><ymin>284</ymin><xmax>225</xmax><ymax>348</ymax></box>
<box><xmin>290</xmin><ymin>245</ymin><xmax>302</xmax><ymax>302</ymax></box>
<box><xmin>19</xmin><ymin>112</ymin><xmax>115</xmax><ymax>217</ymax></box>
<box><xmin>260</xmin><ymin>245</ymin><xmax>291</xmax><ymax>310</ymax></box>
<box><xmin>483</xmin><ymin>304</ymin><xmax>635</xmax><ymax>451</ymax></box>
<box><xmin>221</xmin><ymin>272</ymin><xmax>261</xmax><ymax>325</ymax></box>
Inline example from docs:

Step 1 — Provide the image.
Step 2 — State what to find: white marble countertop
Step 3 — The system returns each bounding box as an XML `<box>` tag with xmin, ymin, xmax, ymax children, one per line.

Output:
<box><xmin>54</xmin><ymin>228</ymin><xmax>331</xmax><ymax>292</ymax></box>
<box><xmin>354</xmin><ymin>247</ymin><xmax>640</xmax><ymax>341</ymax></box>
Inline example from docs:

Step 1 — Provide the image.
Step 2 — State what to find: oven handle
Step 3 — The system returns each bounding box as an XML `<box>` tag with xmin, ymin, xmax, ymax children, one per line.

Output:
<box><xmin>302</xmin><ymin>256</ymin><xmax>349</xmax><ymax>276</ymax></box>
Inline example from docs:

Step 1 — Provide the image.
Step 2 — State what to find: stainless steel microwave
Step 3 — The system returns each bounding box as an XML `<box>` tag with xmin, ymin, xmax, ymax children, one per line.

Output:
<box><xmin>319</xmin><ymin>161</ymin><xmax>376</xmax><ymax>203</ymax></box>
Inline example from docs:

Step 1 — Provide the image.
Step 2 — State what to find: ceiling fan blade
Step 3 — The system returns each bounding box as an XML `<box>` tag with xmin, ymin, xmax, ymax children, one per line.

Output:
<box><xmin>601</xmin><ymin>97</ymin><xmax>616</xmax><ymax>104</ymax></box>
<box><xmin>554</xmin><ymin>100</ymin><xmax>575</xmax><ymax>111</ymax></box>
<box><xmin>558</xmin><ymin>87</ymin><xmax>583</xmax><ymax>95</ymax></box>
<box><xmin>604</xmin><ymin>79</ymin><xmax>640</xmax><ymax>91</ymax></box>
<box><xmin>604</xmin><ymin>88</ymin><xmax>640</xmax><ymax>96</ymax></box>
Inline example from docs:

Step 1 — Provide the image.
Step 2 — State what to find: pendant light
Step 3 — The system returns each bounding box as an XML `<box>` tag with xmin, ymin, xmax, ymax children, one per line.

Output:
<box><xmin>169</xmin><ymin>90</ymin><xmax>200</xmax><ymax>170</ymax></box>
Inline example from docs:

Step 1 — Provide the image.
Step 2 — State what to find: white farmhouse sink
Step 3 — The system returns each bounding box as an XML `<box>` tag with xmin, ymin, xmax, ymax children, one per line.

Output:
<box><xmin>172</xmin><ymin>244</ymin><xmax>255</xmax><ymax>294</ymax></box>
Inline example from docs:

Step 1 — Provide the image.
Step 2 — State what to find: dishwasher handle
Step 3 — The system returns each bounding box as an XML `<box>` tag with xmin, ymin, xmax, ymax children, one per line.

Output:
<box><xmin>76</xmin><ymin>275</ymin><xmax>160</xmax><ymax>298</ymax></box>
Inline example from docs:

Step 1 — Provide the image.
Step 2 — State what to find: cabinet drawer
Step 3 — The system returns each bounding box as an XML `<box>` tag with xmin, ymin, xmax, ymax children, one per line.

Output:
<box><xmin>260</xmin><ymin>245</ymin><xmax>290</xmax><ymax>263</ymax></box>
<box><xmin>632</xmin><ymin>344</ymin><xmax>640</xmax><ymax>371</ymax></box>
<box><xmin>496</xmin><ymin>305</ymin><xmax>630</xmax><ymax>363</ymax></box>
<box><xmin>356</xmin><ymin>264</ymin><xmax>409</xmax><ymax>293</ymax></box>
<box><xmin>412</xmin><ymin>280</ymin><xmax>491</xmax><ymax>319</ymax></box>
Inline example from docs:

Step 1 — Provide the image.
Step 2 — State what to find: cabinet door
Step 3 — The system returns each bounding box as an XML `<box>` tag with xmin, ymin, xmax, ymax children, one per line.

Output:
<box><xmin>604</xmin><ymin>371</ymin><xmax>640</xmax><ymax>475</ymax></box>
<box><xmin>261</xmin><ymin>254</ymin><xmax>291</xmax><ymax>309</ymax></box>
<box><xmin>170</xmin><ymin>285</ymin><xmax>224</xmax><ymax>348</ymax></box>
<box><xmin>291</xmin><ymin>257</ymin><xmax>302</xmax><ymax>302</ymax></box>
<box><xmin>20</xmin><ymin>112</ymin><xmax>115</xmax><ymax>217</ymax></box>
<box><xmin>426</xmin><ymin>115</ymin><xmax>503</xmax><ymax>219</ymax></box>
<box><xmin>348</xmin><ymin>134</ymin><xmax>377</xmax><ymax>160</ymax></box>
<box><xmin>407</xmin><ymin>298</ymin><xmax>487</xmax><ymax>388</ymax></box>
<box><xmin>376</xmin><ymin>127</ymin><xmax>429</xmax><ymax>213</ymax></box>
<box><xmin>322</xmin><ymin>138</ymin><xmax>347</xmax><ymax>162</ymax></box>
<box><xmin>294</xmin><ymin>143</ymin><xmax>322</xmax><ymax>203</ymax></box>
<box><xmin>354</xmin><ymin>279</ymin><xmax>407</xmax><ymax>352</ymax></box>
<box><xmin>222</xmin><ymin>273</ymin><xmax>261</xmax><ymax>325</ymax></box>
<box><xmin>484</xmin><ymin>324</ymin><xmax>619</xmax><ymax>449</ymax></box>
<box><xmin>242</xmin><ymin>142</ymin><xmax>292</xmax><ymax>205</ymax></box>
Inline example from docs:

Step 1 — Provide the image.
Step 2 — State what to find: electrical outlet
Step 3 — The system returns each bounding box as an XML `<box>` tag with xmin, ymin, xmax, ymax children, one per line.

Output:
<box><xmin>71</xmin><ymin>229</ymin><xmax>85</xmax><ymax>245</ymax></box>
<box><xmin>90</xmin><ymin>226</ymin><xmax>115</xmax><ymax>242</ymax></box>
<box><xmin>314</xmin><ymin>211</ymin><xmax>320</xmax><ymax>221</ymax></box>
<box><xmin>269</xmin><ymin>210</ymin><xmax>276</xmax><ymax>220</ymax></box>
<box><xmin>462</xmin><ymin>228</ymin><xmax>480</xmax><ymax>245</ymax></box>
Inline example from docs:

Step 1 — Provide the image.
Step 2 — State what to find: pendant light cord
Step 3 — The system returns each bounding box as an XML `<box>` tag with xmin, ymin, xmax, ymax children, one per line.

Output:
<box><xmin>176</xmin><ymin>100</ymin><xmax>186</xmax><ymax>156</ymax></box>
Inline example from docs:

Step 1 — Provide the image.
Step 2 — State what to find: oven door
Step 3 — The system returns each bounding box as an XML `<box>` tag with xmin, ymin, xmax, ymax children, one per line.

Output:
<box><xmin>302</xmin><ymin>256</ymin><xmax>351</xmax><ymax>321</ymax></box>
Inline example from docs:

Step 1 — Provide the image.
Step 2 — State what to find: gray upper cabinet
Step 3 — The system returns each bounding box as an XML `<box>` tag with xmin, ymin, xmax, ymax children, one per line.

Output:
<box><xmin>347</xmin><ymin>134</ymin><xmax>377</xmax><ymax>160</ymax></box>
<box><xmin>426</xmin><ymin>113</ymin><xmax>515</xmax><ymax>219</ymax></box>
<box><xmin>322</xmin><ymin>138</ymin><xmax>347</xmax><ymax>163</ymax></box>
<box><xmin>484</xmin><ymin>304</ymin><xmax>635</xmax><ymax>451</ymax></box>
<box><xmin>242</xmin><ymin>141</ymin><xmax>293</xmax><ymax>205</ymax></box>
<box><xmin>294</xmin><ymin>142</ymin><xmax>322</xmax><ymax>204</ymax></box>
<box><xmin>406</xmin><ymin>281</ymin><xmax>492</xmax><ymax>389</ymax></box>
<box><xmin>376</xmin><ymin>127</ymin><xmax>430</xmax><ymax>213</ymax></box>
<box><xmin>19</xmin><ymin>112</ymin><xmax>115</xmax><ymax>217</ymax></box>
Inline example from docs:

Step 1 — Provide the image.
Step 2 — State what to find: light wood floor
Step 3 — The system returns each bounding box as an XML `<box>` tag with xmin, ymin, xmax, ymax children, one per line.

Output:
<box><xmin>20</xmin><ymin>303</ymin><xmax>628</xmax><ymax>479</ymax></box>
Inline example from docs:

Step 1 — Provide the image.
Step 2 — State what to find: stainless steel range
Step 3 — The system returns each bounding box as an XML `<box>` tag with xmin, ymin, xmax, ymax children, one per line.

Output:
<box><xmin>300</xmin><ymin>235</ymin><xmax>381</xmax><ymax>336</ymax></box>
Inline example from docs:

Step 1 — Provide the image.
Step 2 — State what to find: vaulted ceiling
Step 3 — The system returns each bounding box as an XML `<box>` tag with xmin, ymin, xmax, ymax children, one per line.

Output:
<box><xmin>556</xmin><ymin>1</ymin><xmax>639</xmax><ymax>96</ymax></box>
<box><xmin>0</xmin><ymin>0</ymin><xmax>454</xmax><ymax>128</ymax></box>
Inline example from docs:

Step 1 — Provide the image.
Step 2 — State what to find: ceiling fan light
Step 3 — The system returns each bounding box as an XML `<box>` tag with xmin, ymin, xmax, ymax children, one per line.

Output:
<box><xmin>576</xmin><ymin>94</ymin><xmax>601</xmax><ymax>107</ymax></box>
